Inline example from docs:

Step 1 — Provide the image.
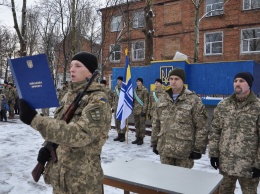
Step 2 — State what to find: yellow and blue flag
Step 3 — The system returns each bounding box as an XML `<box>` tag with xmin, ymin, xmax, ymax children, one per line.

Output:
<box><xmin>116</xmin><ymin>50</ymin><xmax>133</xmax><ymax>129</ymax></box>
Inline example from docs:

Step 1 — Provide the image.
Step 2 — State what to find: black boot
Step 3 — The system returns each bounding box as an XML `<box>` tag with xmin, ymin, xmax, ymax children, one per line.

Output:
<box><xmin>132</xmin><ymin>137</ymin><xmax>139</xmax><ymax>144</ymax></box>
<box><xmin>113</xmin><ymin>133</ymin><xmax>121</xmax><ymax>141</ymax></box>
<box><xmin>119</xmin><ymin>134</ymin><xmax>125</xmax><ymax>142</ymax></box>
<box><xmin>137</xmin><ymin>138</ymin><xmax>143</xmax><ymax>145</ymax></box>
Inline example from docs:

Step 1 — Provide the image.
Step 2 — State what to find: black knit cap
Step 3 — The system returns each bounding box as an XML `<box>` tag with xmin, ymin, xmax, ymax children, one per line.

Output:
<box><xmin>8</xmin><ymin>82</ymin><xmax>13</xmax><ymax>86</ymax></box>
<box><xmin>155</xmin><ymin>78</ymin><xmax>162</xmax><ymax>84</ymax></box>
<box><xmin>136</xmin><ymin>78</ymin><xmax>143</xmax><ymax>84</ymax></box>
<box><xmin>100</xmin><ymin>80</ymin><xmax>107</xmax><ymax>84</ymax></box>
<box><xmin>71</xmin><ymin>51</ymin><xmax>98</xmax><ymax>74</ymax></box>
<box><xmin>4</xmin><ymin>80</ymin><xmax>8</xmax><ymax>84</ymax></box>
<box><xmin>169</xmin><ymin>68</ymin><xmax>186</xmax><ymax>83</ymax></box>
<box><xmin>117</xmin><ymin>76</ymin><xmax>123</xmax><ymax>81</ymax></box>
<box><xmin>234</xmin><ymin>72</ymin><xmax>254</xmax><ymax>88</ymax></box>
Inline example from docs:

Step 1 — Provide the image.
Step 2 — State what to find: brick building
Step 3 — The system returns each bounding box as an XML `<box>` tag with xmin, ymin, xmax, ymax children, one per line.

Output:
<box><xmin>100</xmin><ymin>0</ymin><xmax>260</xmax><ymax>83</ymax></box>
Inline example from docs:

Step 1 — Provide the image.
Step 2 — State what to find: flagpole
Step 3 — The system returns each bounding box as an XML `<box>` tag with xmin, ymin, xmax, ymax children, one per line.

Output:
<box><xmin>126</xmin><ymin>118</ymin><xmax>129</xmax><ymax>144</ymax></box>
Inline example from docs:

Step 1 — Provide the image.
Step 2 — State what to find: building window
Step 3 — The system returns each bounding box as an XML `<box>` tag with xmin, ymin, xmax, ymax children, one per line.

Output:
<box><xmin>133</xmin><ymin>11</ymin><xmax>145</xmax><ymax>28</ymax></box>
<box><xmin>241</xmin><ymin>28</ymin><xmax>260</xmax><ymax>53</ymax></box>
<box><xmin>204</xmin><ymin>32</ymin><xmax>223</xmax><ymax>55</ymax></box>
<box><xmin>243</xmin><ymin>0</ymin><xmax>260</xmax><ymax>10</ymax></box>
<box><xmin>110</xmin><ymin>44</ymin><xmax>121</xmax><ymax>62</ymax></box>
<box><xmin>111</xmin><ymin>16</ymin><xmax>122</xmax><ymax>32</ymax></box>
<box><xmin>132</xmin><ymin>41</ymin><xmax>145</xmax><ymax>61</ymax></box>
<box><xmin>206</xmin><ymin>0</ymin><xmax>224</xmax><ymax>17</ymax></box>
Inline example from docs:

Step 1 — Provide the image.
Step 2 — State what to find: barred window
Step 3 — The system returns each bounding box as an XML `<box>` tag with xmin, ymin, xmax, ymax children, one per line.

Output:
<box><xmin>133</xmin><ymin>11</ymin><xmax>145</xmax><ymax>28</ymax></box>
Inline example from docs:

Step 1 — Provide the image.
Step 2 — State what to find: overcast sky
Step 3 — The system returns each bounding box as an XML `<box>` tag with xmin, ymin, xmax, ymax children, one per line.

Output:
<box><xmin>0</xmin><ymin>0</ymin><xmax>38</xmax><ymax>27</ymax></box>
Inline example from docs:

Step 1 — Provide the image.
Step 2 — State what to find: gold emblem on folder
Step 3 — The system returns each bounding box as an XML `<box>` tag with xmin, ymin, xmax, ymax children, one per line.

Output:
<box><xmin>26</xmin><ymin>60</ymin><xmax>33</xmax><ymax>68</ymax></box>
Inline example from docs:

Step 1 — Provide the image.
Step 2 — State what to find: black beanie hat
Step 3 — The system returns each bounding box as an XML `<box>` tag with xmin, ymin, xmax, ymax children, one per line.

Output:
<box><xmin>71</xmin><ymin>51</ymin><xmax>98</xmax><ymax>74</ymax></box>
<box><xmin>4</xmin><ymin>80</ymin><xmax>8</xmax><ymax>84</ymax></box>
<box><xmin>234</xmin><ymin>72</ymin><xmax>254</xmax><ymax>88</ymax></box>
<box><xmin>8</xmin><ymin>82</ymin><xmax>13</xmax><ymax>86</ymax></box>
<box><xmin>155</xmin><ymin>78</ymin><xmax>162</xmax><ymax>84</ymax></box>
<box><xmin>136</xmin><ymin>78</ymin><xmax>143</xmax><ymax>84</ymax></box>
<box><xmin>100</xmin><ymin>80</ymin><xmax>107</xmax><ymax>84</ymax></box>
<box><xmin>169</xmin><ymin>68</ymin><xmax>186</xmax><ymax>83</ymax></box>
<box><xmin>117</xmin><ymin>76</ymin><xmax>123</xmax><ymax>81</ymax></box>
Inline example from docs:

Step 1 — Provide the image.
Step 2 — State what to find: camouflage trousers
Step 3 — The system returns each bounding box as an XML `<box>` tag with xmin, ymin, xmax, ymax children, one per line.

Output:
<box><xmin>220</xmin><ymin>172</ymin><xmax>259</xmax><ymax>194</ymax></box>
<box><xmin>114</xmin><ymin>113</ymin><xmax>126</xmax><ymax>133</ymax></box>
<box><xmin>134</xmin><ymin>114</ymin><xmax>146</xmax><ymax>138</ymax></box>
<box><xmin>8</xmin><ymin>103</ymin><xmax>15</xmax><ymax>116</ymax></box>
<box><xmin>160</xmin><ymin>156</ymin><xmax>194</xmax><ymax>169</ymax></box>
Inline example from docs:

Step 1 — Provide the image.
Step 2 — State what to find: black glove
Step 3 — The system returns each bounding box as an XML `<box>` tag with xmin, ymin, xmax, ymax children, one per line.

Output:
<box><xmin>19</xmin><ymin>99</ymin><xmax>37</xmax><ymax>125</ymax></box>
<box><xmin>111</xmin><ymin>109</ymin><xmax>114</xmax><ymax>113</ymax></box>
<box><xmin>140</xmin><ymin>112</ymin><xmax>146</xmax><ymax>117</ymax></box>
<box><xmin>210</xmin><ymin>157</ymin><xmax>219</xmax><ymax>170</ymax></box>
<box><xmin>153</xmin><ymin>145</ymin><xmax>159</xmax><ymax>155</ymax></box>
<box><xmin>37</xmin><ymin>147</ymin><xmax>51</xmax><ymax>165</ymax></box>
<box><xmin>8</xmin><ymin>99</ymin><xmax>12</xmax><ymax>104</ymax></box>
<box><xmin>189</xmin><ymin>151</ymin><xmax>202</xmax><ymax>160</ymax></box>
<box><xmin>252</xmin><ymin>167</ymin><xmax>260</xmax><ymax>178</ymax></box>
<box><xmin>148</xmin><ymin>114</ymin><xmax>152</xmax><ymax>120</ymax></box>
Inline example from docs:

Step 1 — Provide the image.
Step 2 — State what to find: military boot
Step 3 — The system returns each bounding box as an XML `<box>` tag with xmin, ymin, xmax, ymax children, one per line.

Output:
<box><xmin>132</xmin><ymin>137</ymin><xmax>139</xmax><ymax>144</ymax></box>
<box><xmin>119</xmin><ymin>133</ymin><xmax>125</xmax><ymax>142</ymax></box>
<box><xmin>113</xmin><ymin>133</ymin><xmax>121</xmax><ymax>141</ymax></box>
<box><xmin>137</xmin><ymin>138</ymin><xmax>143</xmax><ymax>145</ymax></box>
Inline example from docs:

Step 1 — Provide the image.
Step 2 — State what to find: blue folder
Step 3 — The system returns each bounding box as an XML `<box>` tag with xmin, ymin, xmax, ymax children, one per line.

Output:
<box><xmin>8</xmin><ymin>53</ymin><xmax>60</xmax><ymax>109</ymax></box>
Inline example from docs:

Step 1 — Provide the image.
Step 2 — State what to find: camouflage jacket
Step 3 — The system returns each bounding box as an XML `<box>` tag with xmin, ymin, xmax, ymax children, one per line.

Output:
<box><xmin>133</xmin><ymin>85</ymin><xmax>149</xmax><ymax>115</ymax></box>
<box><xmin>151</xmin><ymin>88</ymin><xmax>208</xmax><ymax>159</ymax></box>
<box><xmin>102</xmin><ymin>86</ymin><xmax>113</xmax><ymax>107</ymax></box>
<box><xmin>30</xmin><ymin>80</ymin><xmax>111</xmax><ymax>192</ymax></box>
<box><xmin>58</xmin><ymin>86</ymin><xmax>68</xmax><ymax>101</ymax></box>
<box><xmin>6</xmin><ymin>87</ymin><xmax>18</xmax><ymax>104</ymax></box>
<box><xmin>112</xmin><ymin>85</ymin><xmax>121</xmax><ymax>112</ymax></box>
<box><xmin>209</xmin><ymin>91</ymin><xmax>260</xmax><ymax>178</ymax></box>
<box><xmin>148</xmin><ymin>88</ymin><xmax>165</xmax><ymax>117</ymax></box>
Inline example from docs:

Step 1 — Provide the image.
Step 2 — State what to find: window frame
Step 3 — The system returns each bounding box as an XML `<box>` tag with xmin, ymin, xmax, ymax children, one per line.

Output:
<box><xmin>243</xmin><ymin>0</ymin><xmax>260</xmax><ymax>10</ymax></box>
<box><xmin>241</xmin><ymin>27</ymin><xmax>260</xmax><ymax>54</ymax></box>
<box><xmin>110</xmin><ymin>16</ymin><xmax>122</xmax><ymax>32</ymax></box>
<box><xmin>204</xmin><ymin>31</ymin><xmax>223</xmax><ymax>55</ymax></box>
<box><xmin>110</xmin><ymin>44</ymin><xmax>121</xmax><ymax>62</ymax></box>
<box><xmin>205</xmin><ymin>0</ymin><xmax>224</xmax><ymax>17</ymax></box>
<box><xmin>132</xmin><ymin>41</ymin><xmax>145</xmax><ymax>61</ymax></box>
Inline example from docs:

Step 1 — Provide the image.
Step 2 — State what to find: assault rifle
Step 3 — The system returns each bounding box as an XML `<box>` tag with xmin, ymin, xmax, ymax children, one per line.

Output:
<box><xmin>31</xmin><ymin>70</ymin><xmax>99</xmax><ymax>182</ymax></box>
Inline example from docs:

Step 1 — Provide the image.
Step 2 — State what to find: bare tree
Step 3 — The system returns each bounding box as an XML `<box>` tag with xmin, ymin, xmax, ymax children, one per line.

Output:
<box><xmin>10</xmin><ymin>0</ymin><xmax>27</xmax><ymax>56</ymax></box>
<box><xmin>142</xmin><ymin>0</ymin><xmax>154</xmax><ymax>65</ymax></box>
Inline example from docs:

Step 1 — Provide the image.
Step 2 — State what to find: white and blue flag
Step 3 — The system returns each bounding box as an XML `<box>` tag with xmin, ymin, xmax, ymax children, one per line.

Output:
<box><xmin>116</xmin><ymin>50</ymin><xmax>133</xmax><ymax>129</ymax></box>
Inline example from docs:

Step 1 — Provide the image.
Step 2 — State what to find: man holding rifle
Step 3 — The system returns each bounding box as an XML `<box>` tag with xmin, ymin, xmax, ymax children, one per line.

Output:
<box><xmin>19</xmin><ymin>52</ymin><xmax>112</xmax><ymax>194</ymax></box>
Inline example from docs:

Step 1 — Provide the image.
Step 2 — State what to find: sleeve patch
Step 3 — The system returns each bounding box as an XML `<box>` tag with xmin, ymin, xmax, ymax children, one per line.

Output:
<box><xmin>90</xmin><ymin>107</ymin><xmax>101</xmax><ymax>121</ymax></box>
<box><xmin>99</xmin><ymin>98</ymin><xmax>107</xmax><ymax>104</ymax></box>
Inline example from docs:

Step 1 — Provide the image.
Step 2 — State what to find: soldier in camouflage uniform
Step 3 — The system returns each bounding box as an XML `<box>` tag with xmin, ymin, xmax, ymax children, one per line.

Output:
<box><xmin>209</xmin><ymin>72</ymin><xmax>260</xmax><ymax>194</ymax></box>
<box><xmin>6</xmin><ymin>82</ymin><xmax>18</xmax><ymax>119</ymax></box>
<box><xmin>132</xmin><ymin>78</ymin><xmax>149</xmax><ymax>145</ymax></box>
<box><xmin>148</xmin><ymin>78</ymin><xmax>164</xmax><ymax>121</ymax></box>
<box><xmin>58</xmin><ymin>81</ymin><xmax>69</xmax><ymax>102</ymax></box>
<box><xmin>19</xmin><ymin>52</ymin><xmax>112</xmax><ymax>194</ymax></box>
<box><xmin>100</xmin><ymin>79</ymin><xmax>113</xmax><ymax>107</ymax></box>
<box><xmin>1</xmin><ymin>80</ymin><xmax>8</xmax><ymax>97</ymax></box>
<box><xmin>112</xmin><ymin>76</ymin><xmax>126</xmax><ymax>142</ymax></box>
<box><xmin>151</xmin><ymin>68</ymin><xmax>208</xmax><ymax>169</ymax></box>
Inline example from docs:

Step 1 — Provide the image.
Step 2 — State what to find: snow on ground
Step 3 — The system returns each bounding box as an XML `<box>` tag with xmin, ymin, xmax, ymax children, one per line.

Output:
<box><xmin>0</xmin><ymin>109</ymin><xmax>259</xmax><ymax>194</ymax></box>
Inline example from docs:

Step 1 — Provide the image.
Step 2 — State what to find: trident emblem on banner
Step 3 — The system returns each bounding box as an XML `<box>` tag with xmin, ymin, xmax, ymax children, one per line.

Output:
<box><xmin>160</xmin><ymin>66</ymin><xmax>173</xmax><ymax>86</ymax></box>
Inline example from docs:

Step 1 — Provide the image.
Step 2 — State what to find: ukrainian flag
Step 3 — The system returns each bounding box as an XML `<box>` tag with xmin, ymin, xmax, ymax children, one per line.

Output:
<box><xmin>116</xmin><ymin>49</ymin><xmax>133</xmax><ymax>129</ymax></box>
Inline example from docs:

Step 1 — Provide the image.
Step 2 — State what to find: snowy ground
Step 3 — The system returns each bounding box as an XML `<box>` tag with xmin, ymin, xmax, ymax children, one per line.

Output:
<box><xmin>0</xmin><ymin>109</ymin><xmax>259</xmax><ymax>194</ymax></box>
